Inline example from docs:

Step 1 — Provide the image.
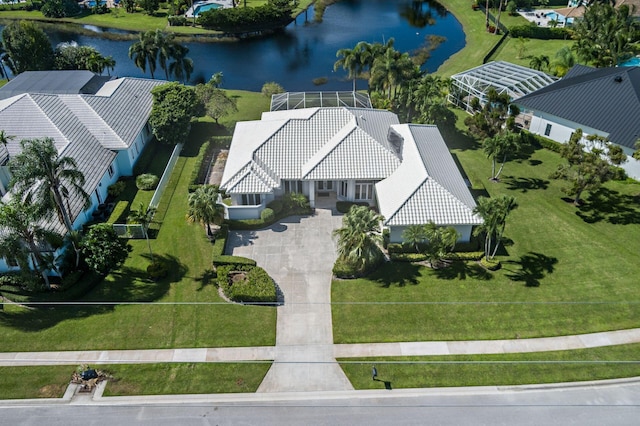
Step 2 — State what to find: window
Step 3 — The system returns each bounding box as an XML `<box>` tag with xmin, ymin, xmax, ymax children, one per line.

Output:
<box><xmin>340</xmin><ymin>181</ymin><xmax>348</xmax><ymax>197</ymax></box>
<box><xmin>355</xmin><ymin>181</ymin><xmax>374</xmax><ymax>200</ymax></box>
<box><xmin>284</xmin><ymin>180</ymin><xmax>303</xmax><ymax>194</ymax></box>
<box><xmin>241</xmin><ymin>194</ymin><xmax>261</xmax><ymax>205</ymax></box>
<box><xmin>107</xmin><ymin>164</ymin><xmax>115</xmax><ymax>178</ymax></box>
<box><xmin>544</xmin><ymin>123</ymin><xmax>552</xmax><ymax>136</ymax></box>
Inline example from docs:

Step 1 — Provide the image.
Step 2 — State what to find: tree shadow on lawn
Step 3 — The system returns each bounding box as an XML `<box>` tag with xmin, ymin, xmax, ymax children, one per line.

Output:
<box><xmin>432</xmin><ymin>260</ymin><xmax>493</xmax><ymax>281</ymax></box>
<box><xmin>372</xmin><ymin>263</ymin><xmax>421</xmax><ymax>288</ymax></box>
<box><xmin>0</xmin><ymin>255</ymin><xmax>185</xmax><ymax>332</ymax></box>
<box><xmin>504</xmin><ymin>252</ymin><xmax>558</xmax><ymax>287</ymax></box>
<box><xmin>195</xmin><ymin>268</ymin><xmax>217</xmax><ymax>292</ymax></box>
<box><xmin>576</xmin><ymin>187</ymin><xmax>640</xmax><ymax>225</ymax></box>
<box><xmin>441</xmin><ymin>126</ymin><xmax>480</xmax><ymax>152</ymax></box>
<box><xmin>503</xmin><ymin>175</ymin><xmax>549</xmax><ymax>193</ymax></box>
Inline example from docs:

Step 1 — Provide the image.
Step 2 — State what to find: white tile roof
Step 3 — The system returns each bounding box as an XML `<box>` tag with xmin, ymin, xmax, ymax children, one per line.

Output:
<box><xmin>376</xmin><ymin>124</ymin><xmax>482</xmax><ymax>227</ymax></box>
<box><xmin>221</xmin><ymin>107</ymin><xmax>401</xmax><ymax>193</ymax></box>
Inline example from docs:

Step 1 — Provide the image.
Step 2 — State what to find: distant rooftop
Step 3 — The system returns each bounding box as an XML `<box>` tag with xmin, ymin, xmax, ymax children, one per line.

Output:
<box><xmin>0</xmin><ymin>70</ymin><xmax>113</xmax><ymax>100</ymax></box>
<box><xmin>270</xmin><ymin>92</ymin><xmax>372</xmax><ymax>111</ymax></box>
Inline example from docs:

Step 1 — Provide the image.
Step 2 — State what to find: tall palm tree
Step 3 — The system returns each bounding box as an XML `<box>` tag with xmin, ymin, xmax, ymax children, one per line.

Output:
<box><xmin>529</xmin><ymin>54</ymin><xmax>550</xmax><ymax>71</ymax></box>
<box><xmin>332</xmin><ymin>205</ymin><xmax>384</xmax><ymax>270</ymax></box>
<box><xmin>402</xmin><ymin>224</ymin><xmax>427</xmax><ymax>253</ymax></box>
<box><xmin>0</xmin><ymin>199</ymin><xmax>62</xmax><ymax>289</ymax></box>
<box><xmin>482</xmin><ymin>132</ymin><xmax>521</xmax><ymax>181</ymax></box>
<box><xmin>168</xmin><ymin>44</ymin><xmax>194</xmax><ymax>84</ymax></box>
<box><xmin>154</xmin><ymin>30</ymin><xmax>175</xmax><ymax>80</ymax></box>
<box><xmin>334</xmin><ymin>47</ymin><xmax>362</xmax><ymax>92</ymax></box>
<box><xmin>128</xmin><ymin>202</ymin><xmax>157</xmax><ymax>260</ymax></box>
<box><xmin>552</xmin><ymin>46</ymin><xmax>576</xmax><ymax>77</ymax></box>
<box><xmin>129</xmin><ymin>31</ymin><xmax>158</xmax><ymax>79</ymax></box>
<box><xmin>9</xmin><ymin>138</ymin><xmax>89</xmax><ymax>236</ymax></box>
<box><xmin>423</xmin><ymin>222</ymin><xmax>459</xmax><ymax>268</ymax></box>
<box><xmin>473</xmin><ymin>195</ymin><xmax>518</xmax><ymax>261</ymax></box>
<box><xmin>186</xmin><ymin>185</ymin><xmax>225</xmax><ymax>236</ymax></box>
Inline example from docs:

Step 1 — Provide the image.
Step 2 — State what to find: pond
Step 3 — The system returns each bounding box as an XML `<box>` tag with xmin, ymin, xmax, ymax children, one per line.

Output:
<box><xmin>20</xmin><ymin>0</ymin><xmax>465</xmax><ymax>91</ymax></box>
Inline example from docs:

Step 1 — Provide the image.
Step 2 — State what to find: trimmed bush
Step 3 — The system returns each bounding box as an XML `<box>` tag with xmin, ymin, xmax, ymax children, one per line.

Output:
<box><xmin>136</xmin><ymin>174</ymin><xmax>159</xmax><ymax>190</ymax></box>
<box><xmin>190</xmin><ymin>141</ymin><xmax>211</xmax><ymax>187</ymax></box>
<box><xmin>260</xmin><ymin>207</ymin><xmax>275</xmax><ymax>222</ymax></box>
<box><xmin>147</xmin><ymin>261</ymin><xmax>169</xmax><ymax>281</ymax></box>
<box><xmin>444</xmin><ymin>251</ymin><xmax>485</xmax><ymax>261</ymax></box>
<box><xmin>480</xmin><ymin>257</ymin><xmax>502</xmax><ymax>271</ymax></box>
<box><xmin>212</xmin><ymin>255</ymin><xmax>257</xmax><ymax>267</ymax></box>
<box><xmin>107</xmin><ymin>181</ymin><xmax>126</xmax><ymax>198</ymax></box>
<box><xmin>167</xmin><ymin>15</ymin><xmax>188</xmax><ymax>26</ymax></box>
<box><xmin>332</xmin><ymin>256</ymin><xmax>379</xmax><ymax>279</ymax></box>
<box><xmin>390</xmin><ymin>252</ymin><xmax>428</xmax><ymax>262</ymax></box>
<box><xmin>336</xmin><ymin>200</ymin><xmax>370</xmax><ymax>214</ymax></box>
<box><xmin>217</xmin><ymin>264</ymin><xmax>277</xmax><ymax>304</ymax></box>
<box><xmin>266</xmin><ymin>199</ymin><xmax>283</xmax><ymax>215</ymax></box>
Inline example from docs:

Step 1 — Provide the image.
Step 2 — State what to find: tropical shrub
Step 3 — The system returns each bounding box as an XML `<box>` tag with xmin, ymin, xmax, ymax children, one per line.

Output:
<box><xmin>217</xmin><ymin>264</ymin><xmax>277</xmax><ymax>303</ymax></box>
<box><xmin>261</xmin><ymin>81</ymin><xmax>285</xmax><ymax>97</ymax></box>
<box><xmin>282</xmin><ymin>192</ymin><xmax>309</xmax><ymax>212</ymax></box>
<box><xmin>136</xmin><ymin>173</ymin><xmax>159</xmax><ymax>190</ymax></box>
<box><xmin>266</xmin><ymin>199</ymin><xmax>283</xmax><ymax>215</ymax></box>
<box><xmin>389</xmin><ymin>252</ymin><xmax>428</xmax><ymax>262</ymax></box>
<box><xmin>107</xmin><ymin>181</ymin><xmax>126</xmax><ymax>198</ymax></box>
<box><xmin>480</xmin><ymin>257</ymin><xmax>501</xmax><ymax>271</ymax></box>
<box><xmin>147</xmin><ymin>261</ymin><xmax>169</xmax><ymax>280</ymax></box>
<box><xmin>260</xmin><ymin>207</ymin><xmax>275</xmax><ymax>222</ymax></box>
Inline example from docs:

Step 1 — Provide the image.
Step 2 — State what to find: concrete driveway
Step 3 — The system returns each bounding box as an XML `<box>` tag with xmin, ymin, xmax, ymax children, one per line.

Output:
<box><xmin>226</xmin><ymin>206</ymin><xmax>353</xmax><ymax>392</ymax></box>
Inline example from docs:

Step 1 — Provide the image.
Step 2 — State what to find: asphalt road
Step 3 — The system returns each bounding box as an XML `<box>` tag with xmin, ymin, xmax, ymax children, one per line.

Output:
<box><xmin>1</xmin><ymin>381</ymin><xmax>640</xmax><ymax>426</ymax></box>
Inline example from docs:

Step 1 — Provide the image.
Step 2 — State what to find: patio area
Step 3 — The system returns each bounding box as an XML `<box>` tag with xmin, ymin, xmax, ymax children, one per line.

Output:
<box><xmin>185</xmin><ymin>0</ymin><xmax>234</xmax><ymax>18</ymax></box>
<box><xmin>517</xmin><ymin>8</ymin><xmax>578</xmax><ymax>28</ymax></box>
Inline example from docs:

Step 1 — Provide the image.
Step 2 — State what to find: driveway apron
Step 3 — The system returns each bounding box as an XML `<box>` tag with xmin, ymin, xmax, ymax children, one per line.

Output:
<box><xmin>227</xmin><ymin>207</ymin><xmax>353</xmax><ymax>392</ymax></box>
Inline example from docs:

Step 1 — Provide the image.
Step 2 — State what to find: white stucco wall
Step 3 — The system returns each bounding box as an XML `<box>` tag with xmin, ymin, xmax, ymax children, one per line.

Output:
<box><xmin>389</xmin><ymin>224</ymin><xmax>474</xmax><ymax>244</ymax></box>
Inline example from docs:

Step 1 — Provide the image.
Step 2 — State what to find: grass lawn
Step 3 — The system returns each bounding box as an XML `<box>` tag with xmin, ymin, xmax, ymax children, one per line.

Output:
<box><xmin>489</xmin><ymin>37</ymin><xmax>574</xmax><ymax>68</ymax></box>
<box><xmin>340</xmin><ymin>343</ymin><xmax>640</xmax><ymax>389</ymax></box>
<box><xmin>0</xmin><ymin>362</ymin><xmax>271</xmax><ymax>398</ymax></box>
<box><xmin>0</xmin><ymin>90</ymin><xmax>276</xmax><ymax>352</ymax></box>
<box><xmin>332</xmin><ymin>112</ymin><xmax>640</xmax><ymax>343</ymax></box>
<box><xmin>0</xmin><ymin>0</ymin><xmax>314</xmax><ymax>36</ymax></box>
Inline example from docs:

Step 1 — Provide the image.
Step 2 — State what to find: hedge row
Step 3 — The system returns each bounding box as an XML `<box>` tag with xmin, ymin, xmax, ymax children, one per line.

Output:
<box><xmin>189</xmin><ymin>141</ymin><xmax>211</xmax><ymax>189</ymax></box>
<box><xmin>508</xmin><ymin>24</ymin><xmax>571</xmax><ymax>40</ymax></box>
<box><xmin>389</xmin><ymin>252</ymin><xmax>428</xmax><ymax>262</ymax></box>
<box><xmin>216</xmin><ymin>264</ymin><xmax>277</xmax><ymax>303</ymax></box>
<box><xmin>0</xmin><ymin>270</ymin><xmax>104</xmax><ymax>304</ymax></box>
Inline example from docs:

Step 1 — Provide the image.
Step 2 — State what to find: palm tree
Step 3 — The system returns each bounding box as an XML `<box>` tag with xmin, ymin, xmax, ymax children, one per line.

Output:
<box><xmin>9</xmin><ymin>138</ymin><xmax>89</xmax><ymax>236</ymax></box>
<box><xmin>482</xmin><ymin>132</ymin><xmax>521</xmax><ymax>181</ymax></box>
<box><xmin>473</xmin><ymin>195</ymin><xmax>518</xmax><ymax>261</ymax></box>
<box><xmin>529</xmin><ymin>54</ymin><xmax>550</xmax><ymax>71</ymax></box>
<box><xmin>423</xmin><ymin>222</ymin><xmax>459</xmax><ymax>268</ymax></box>
<box><xmin>128</xmin><ymin>202</ymin><xmax>157</xmax><ymax>260</ymax></box>
<box><xmin>402</xmin><ymin>224</ymin><xmax>427</xmax><ymax>253</ymax></box>
<box><xmin>154</xmin><ymin>30</ymin><xmax>175</xmax><ymax>80</ymax></box>
<box><xmin>334</xmin><ymin>47</ymin><xmax>362</xmax><ymax>92</ymax></box>
<box><xmin>332</xmin><ymin>205</ymin><xmax>384</xmax><ymax>270</ymax></box>
<box><xmin>0</xmin><ymin>199</ymin><xmax>62</xmax><ymax>289</ymax></box>
<box><xmin>552</xmin><ymin>46</ymin><xmax>576</xmax><ymax>77</ymax></box>
<box><xmin>129</xmin><ymin>31</ymin><xmax>158</xmax><ymax>79</ymax></box>
<box><xmin>168</xmin><ymin>44</ymin><xmax>194</xmax><ymax>84</ymax></box>
<box><xmin>186</xmin><ymin>185</ymin><xmax>225</xmax><ymax>236</ymax></box>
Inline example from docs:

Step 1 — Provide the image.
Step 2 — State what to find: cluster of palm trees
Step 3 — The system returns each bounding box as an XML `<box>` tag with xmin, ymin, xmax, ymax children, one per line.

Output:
<box><xmin>129</xmin><ymin>30</ymin><xmax>194</xmax><ymax>83</ymax></box>
<box><xmin>334</xmin><ymin>39</ymin><xmax>451</xmax><ymax>124</ymax></box>
<box><xmin>0</xmin><ymin>138</ymin><xmax>89</xmax><ymax>288</ymax></box>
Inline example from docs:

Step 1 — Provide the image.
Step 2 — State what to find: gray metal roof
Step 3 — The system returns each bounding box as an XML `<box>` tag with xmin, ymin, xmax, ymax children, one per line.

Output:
<box><xmin>516</xmin><ymin>65</ymin><xmax>640</xmax><ymax>149</ymax></box>
<box><xmin>0</xmin><ymin>70</ymin><xmax>112</xmax><ymax>100</ymax></box>
<box><xmin>376</xmin><ymin>125</ymin><xmax>482</xmax><ymax>227</ymax></box>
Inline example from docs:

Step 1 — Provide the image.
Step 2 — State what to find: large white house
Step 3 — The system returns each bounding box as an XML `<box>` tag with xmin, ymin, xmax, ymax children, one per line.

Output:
<box><xmin>220</xmin><ymin>103</ymin><xmax>482</xmax><ymax>243</ymax></box>
<box><xmin>515</xmin><ymin>65</ymin><xmax>640</xmax><ymax>179</ymax></box>
<box><xmin>0</xmin><ymin>70</ymin><xmax>165</xmax><ymax>272</ymax></box>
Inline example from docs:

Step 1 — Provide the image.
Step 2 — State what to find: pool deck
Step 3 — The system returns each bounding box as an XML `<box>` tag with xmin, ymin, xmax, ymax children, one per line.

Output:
<box><xmin>517</xmin><ymin>9</ymin><xmax>572</xmax><ymax>28</ymax></box>
<box><xmin>185</xmin><ymin>0</ymin><xmax>234</xmax><ymax>18</ymax></box>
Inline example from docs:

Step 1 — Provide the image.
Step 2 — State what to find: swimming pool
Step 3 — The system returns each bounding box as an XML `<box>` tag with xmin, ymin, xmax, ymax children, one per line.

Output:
<box><xmin>194</xmin><ymin>2</ymin><xmax>222</xmax><ymax>16</ymax></box>
<box><xmin>86</xmin><ymin>0</ymin><xmax>105</xmax><ymax>7</ymax></box>
<box><xmin>621</xmin><ymin>57</ymin><xmax>640</xmax><ymax>67</ymax></box>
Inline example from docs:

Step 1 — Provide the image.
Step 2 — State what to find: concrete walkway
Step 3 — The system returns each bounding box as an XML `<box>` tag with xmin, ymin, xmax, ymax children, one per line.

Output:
<box><xmin>227</xmin><ymin>206</ymin><xmax>352</xmax><ymax>392</ymax></box>
<box><xmin>2</xmin><ymin>328</ymin><xmax>640</xmax><ymax>367</ymax></box>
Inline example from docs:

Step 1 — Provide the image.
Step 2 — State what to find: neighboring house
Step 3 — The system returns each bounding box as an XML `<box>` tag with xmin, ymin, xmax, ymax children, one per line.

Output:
<box><xmin>515</xmin><ymin>65</ymin><xmax>640</xmax><ymax>180</ymax></box>
<box><xmin>220</xmin><ymin>103</ymin><xmax>481</xmax><ymax>243</ymax></box>
<box><xmin>0</xmin><ymin>70</ymin><xmax>165</xmax><ymax>273</ymax></box>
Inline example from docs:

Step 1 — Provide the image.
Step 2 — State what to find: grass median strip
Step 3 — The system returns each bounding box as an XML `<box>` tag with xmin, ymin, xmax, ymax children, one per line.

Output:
<box><xmin>339</xmin><ymin>343</ymin><xmax>640</xmax><ymax>389</ymax></box>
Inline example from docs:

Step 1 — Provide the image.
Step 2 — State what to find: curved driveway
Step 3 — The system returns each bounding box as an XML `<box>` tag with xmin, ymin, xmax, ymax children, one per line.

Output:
<box><xmin>226</xmin><ymin>206</ymin><xmax>353</xmax><ymax>392</ymax></box>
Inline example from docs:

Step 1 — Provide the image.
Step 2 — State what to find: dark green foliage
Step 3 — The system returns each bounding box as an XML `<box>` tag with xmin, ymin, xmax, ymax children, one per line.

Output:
<box><xmin>266</xmin><ymin>199</ymin><xmax>283</xmax><ymax>215</ymax></box>
<box><xmin>508</xmin><ymin>24</ymin><xmax>571</xmax><ymax>40</ymax></box>
<box><xmin>136</xmin><ymin>173</ymin><xmax>159</xmax><ymax>190</ymax></box>
<box><xmin>137</xmin><ymin>0</ymin><xmax>159</xmax><ymax>15</ymax></box>
<box><xmin>107</xmin><ymin>181</ymin><xmax>127</xmax><ymax>198</ymax></box>
<box><xmin>54</xmin><ymin>44</ymin><xmax>115</xmax><ymax>75</ymax></box>
<box><xmin>217</xmin><ymin>265</ymin><xmax>277</xmax><ymax>303</ymax></box>
<box><xmin>333</xmin><ymin>256</ymin><xmax>379</xmax><ymax>278</ymax></box>
<box><xmin>41</xmin><ymin>0</ymin><xmax>80</xmax><ymax>18</ymax></box>
<box><xmin>444</xmin><ymin>251</ymin><xmax>485</xmax><ymax>261</ymax></box>
<box><xmin>189</xmin><ymin>141</ymin><xmax>211</xmax><ymax>186</ymax></box>
<box><xmin>212</xmin><ymin>256</ymin><xmax>257</xmax><ymax>267</ymax></box>
<box><xmin>282</xmin><ymin>192</ymin><xmax>309</xmax><ymax>211</ymax></box>
<box><xmin>81</xmin><ymin>224</ymin><xmax>132</xmax><ymax>275</ymax></box>
<box><xmin>523</xmin><ymin>131</ymin><xmax>563</xmax><ymax>153</ymax></box>
<box><xmin>2</xmin><ymin>21</ymin><xmax>55</xmax><ymax>73</ymax></box>
<box><xmin>336</xmin><ymin>200</ymin><xmax>370</xmax><ymax>213</ymax></box>
<box><xmin>197</xmin><ymin>0</ymin><xmax>294</xmax><ymax>32</ymax></box>
<box><xmin>147</xmin><ymin>261</ymin><xmax>168</xmax><ymax>280</ymax></box>
<box><xmin>168</xmin><ymin>15</ymin><xmax>188</xmax><ymax>26</ymax></box>
<box><xmin>260</xmin><ymin>207</ymin><xmax>275</xmax><ymax>222</ymax></box>
<box><xmin>149</xmin><ymin>82</ymin><xmax>198</xmax><ymax>145</ymax></box>
<box><xmin>480</xmin><ymin>257</ymin><xmax>501</xmax><ymax>271</ymax></box>
<box><xmin>389</xmin><ymin>252</ymin><xmax>428</xmax><ymax>262</ymax></box>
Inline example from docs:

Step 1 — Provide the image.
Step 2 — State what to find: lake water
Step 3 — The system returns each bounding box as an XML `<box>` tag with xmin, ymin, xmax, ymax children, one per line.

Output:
<box><xmin>24</xmin><ymin>0</ymin><xmax>465</xmax><ymax>91</ymax></box>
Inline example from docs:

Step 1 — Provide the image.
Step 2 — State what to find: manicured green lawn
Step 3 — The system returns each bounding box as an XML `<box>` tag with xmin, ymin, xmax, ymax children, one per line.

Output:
<box><xmin>0</xmin><ymin>90</ymin><xmax>276</xmax><ymax>352</ymax></box>
<box><xmin>340</xmin><ymin>343</ymin><xmax>640</xmax><ymax>389</ymax></box>
<box><xmin>332</xmin><ymin>113</ymin><xmax>640</xmax><ymax>343</ymax></box>
<box><xmin>0</xmin><ymin>362</ymin><xmax>271</xmax><ymax>398</ymax></box>
<box><xmin>490</xmin><ymin>37</ymin><xmax>574</xmax><ymax>68</ymax></box>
